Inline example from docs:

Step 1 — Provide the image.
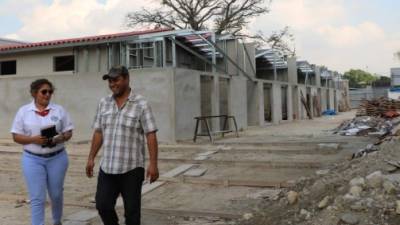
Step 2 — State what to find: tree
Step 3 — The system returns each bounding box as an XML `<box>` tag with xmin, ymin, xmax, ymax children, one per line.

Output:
<box><xmin>125</xmin><ymin>0</ymin><xmax>293</xmax><ymax>53</ymax></box>
<box><xmin>343</xmin><ymin>69</ymin><xmax>377</xmax><ymax>88</ymax></box>
<box><xmin>372</xmin><ymin>75</ymin><xmax>391</xmax><ymax>87</ymax></box>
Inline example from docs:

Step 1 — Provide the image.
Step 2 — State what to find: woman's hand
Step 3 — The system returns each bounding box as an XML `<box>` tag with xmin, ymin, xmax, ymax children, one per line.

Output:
<box><xmin>30</xmin><ymin>135</ymin><xmax>47</xmax><ymax>145</ymax></box>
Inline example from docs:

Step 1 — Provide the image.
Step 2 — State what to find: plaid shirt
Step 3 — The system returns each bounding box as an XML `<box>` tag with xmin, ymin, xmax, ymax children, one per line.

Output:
<box><xmin>93</xmin><ymin>90</ymin><xmax>157</xmax><ymax>174</ymax></box>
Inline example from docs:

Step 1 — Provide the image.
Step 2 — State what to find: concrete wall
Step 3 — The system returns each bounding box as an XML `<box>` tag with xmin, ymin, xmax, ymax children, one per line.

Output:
<box><xmin>174</xmin><ymin>68</ymin><xmax>201</xmax><ymax>140</ymax></box>
<box><xmin>0</xmin><ymin>73</ymin><xmax>107</xmax><ymax>141</ymax></box>
<box><xmin>0</xmin><ymin>68</ymin><xmax>177</xmax><ymax>143</ymax></box>
<box><xmin>0</xmin><ymin>48</ymin><xmax>75</xmax><ymax>77</ymax></box>
<box><xmin>229</xmin><ymin>76</ymin><xmax>248</xmax><ymax>130</ymax></box>
<box><xmin>223</xmin><ymin>39</ymin><xmax>255</xmax><ymax>79</ymax></box>
<box><xmin>130</xmin><ymin>68</ymin><xmax>176</xmax><ymax>142</ymax></box>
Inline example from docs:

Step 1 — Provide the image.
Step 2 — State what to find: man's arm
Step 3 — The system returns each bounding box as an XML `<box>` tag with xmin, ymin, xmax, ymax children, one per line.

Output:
<box><xmin>146</xmin><ymin>131</ymin><xmax>159</xmax><ymax>183</ymax></box>
<box><xmin>86</xmin><ymin>130</ymin><xmax>103</xmax><ymax>178</ymax></box>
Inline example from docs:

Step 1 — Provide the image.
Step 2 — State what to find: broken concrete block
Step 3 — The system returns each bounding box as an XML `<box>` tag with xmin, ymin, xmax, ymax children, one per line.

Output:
<box><xmin>384</xmin><ymin>173</ymin><xmax>400</xmax><ymax>185</ymax></box>
<box><xmin>287</xmin><ymin>191</ymin><xmax>299</xmax><ymax>205</ymax></box>
<box><xmin>366</xmin><ymin>171</ymin><xmax>383</xmax><ymax>188</ymax></box>
<box><xmin>349</xmin><ymin>177</ymin><xmax>365</xmax><ymax>187</ymax></box>
<box><xmin>340</xmin><ymin>213</ymin><xmax>359</xmax><ymax>225</ymax></box>
<box><xmin>300</xmin><ymin>209</ymin><xmax>311</xmax><ymax>220</ymax></box>
<box><xmin>349</xmin><ymin>186</ymin><xmax>363</xmax><ymax>198</ymax></box>
<box><xmin>184</xmin><ymin>168</ymin><xmax>208</xmax><ymax>177</ymax></box>
<box><xmin>242</xmin><ymin>213</ymin><xmax>253</xmax><ymax>220</ymax></box>
<box><xmin>383</xmin><ymin>180</ymin><xmax>397</xmax><ymax>194</ymax></box>
<box><xmin>318</xmin><ymin>196</ymin><xmax>330</xmax><ymax>209</ymax></box>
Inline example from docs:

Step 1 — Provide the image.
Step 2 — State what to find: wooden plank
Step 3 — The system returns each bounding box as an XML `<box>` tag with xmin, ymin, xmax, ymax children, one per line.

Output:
<box><xmin>161</xmin><ymin>164</ymin><xmax>197</xmax><ymax>178</ymax></box>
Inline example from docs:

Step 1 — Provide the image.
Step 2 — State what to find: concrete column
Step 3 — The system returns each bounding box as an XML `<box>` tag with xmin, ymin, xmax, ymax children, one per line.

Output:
<box><xmin>272</xmin><ymin>83</ymin><xmax>282</xmax><ymax>124</ymax></box>
<box><xmin>287</xmin><ymin>85</ymin><xmax>293</xmax><ymax>121</ymax></box>
<box><xmin>172</xmin><ymin>37</ymin><xmax>177</xmax><ymax>67</ymax></box>
<box><xmin>257</xmin><ymin>81</ymin><xmax>265</xmax><ymax>126</ymax></box>
<box><xmin>329</xmin><ymin>89</ymin><xmax>335</xmax><ymax>110</ymax></box>
<box><xmin>315</xmin><ymin>66</ymin><xmax>321</xmax><ymax>87</ymax></box>
<box><xmin>229</xmin><ymin>76</ymin><xmax>248</xmax><ymax>130</ymax></box>
<box><xmin>309</xmin><ymin>88</ymin><xmax>316</xmax><ymax>118</ymax></box>
<box><xmin>211</xmin><ymin>74</ymin><xmax>220</xmax><ymax>130</ymax></box>
<box><xmin>247</xmin><ymin>81</ymin><xmax>258</xmax><ymax>126</ymax></box>
<box><xmin>335</xmin><ymin>90</ymin><xmax>340</xmax><ymax>112</ymax></box>
<box><xmin>287</xmin><ymin>56</ymin><xmax>297</xmax><ymax>84</ymax></box>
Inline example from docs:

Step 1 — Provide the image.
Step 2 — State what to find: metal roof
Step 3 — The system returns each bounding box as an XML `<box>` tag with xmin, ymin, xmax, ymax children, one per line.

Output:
<box><xmin>256</xmin><ymin>49</ymin><xmax>287</xmax><ymax>69</ymax></box>
<box><xmin>296</xmin><ymin>61</ymin><xmax>314</xmax><ymax>73</ymax></box>
<box><xmin>175</xmin><ymin>31</ymin><xmax>223</xmax><ymax>58</ymax></box>
<box><xmin>0</xmin><ymin>28</ymin><xmax>172</xmax><ymax>53</ymax></box>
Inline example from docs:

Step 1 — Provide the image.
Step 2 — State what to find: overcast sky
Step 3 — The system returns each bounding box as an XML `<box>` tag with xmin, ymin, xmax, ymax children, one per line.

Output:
<box><xmin>0</xmin><ymin>0</ymin><xmax>399</xmax><ymax>76</ymax></box>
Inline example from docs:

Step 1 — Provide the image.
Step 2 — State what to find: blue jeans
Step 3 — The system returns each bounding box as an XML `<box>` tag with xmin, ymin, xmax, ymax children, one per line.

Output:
<box><xmin>22</xmin><ymin>150</ymin><xmax>69</xmax><ymax>225</ymax></box>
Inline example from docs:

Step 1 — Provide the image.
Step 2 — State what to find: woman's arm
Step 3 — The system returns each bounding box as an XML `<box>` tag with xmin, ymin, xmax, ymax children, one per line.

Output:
<box><xmin>12</xmin><ymin>133</ymin><xmax>47</xmax><ymax>146</ymax></box>
<box><xmin>52</xmin><ymin>130</ymin><xmax>73</xmax><ymax>144</ymax></box>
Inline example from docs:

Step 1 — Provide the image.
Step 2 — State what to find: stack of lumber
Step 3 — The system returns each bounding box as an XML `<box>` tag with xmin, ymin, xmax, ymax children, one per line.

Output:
<box><xmin>356</xmin><ymin>97</ymin><xmax>400</xmax><ymax>117</ymax></box>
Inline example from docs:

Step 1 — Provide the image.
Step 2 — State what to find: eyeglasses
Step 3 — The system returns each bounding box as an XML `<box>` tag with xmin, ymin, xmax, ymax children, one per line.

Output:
<box><xmin>40</xmin><ymin>89</ymin><xmax>54</xmax><ymax>95</ymax></box>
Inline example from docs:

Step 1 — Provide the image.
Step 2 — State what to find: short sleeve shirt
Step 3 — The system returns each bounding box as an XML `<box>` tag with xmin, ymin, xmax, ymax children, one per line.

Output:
<box><xmin>10</xmin><ymin>101</ymin><xmax>74</xmax><ymax>154</ymax></box>
<box><xmin>93</xmin><ymin>90</ymin><xmax>157</xmax><ymax>174</ymax></box>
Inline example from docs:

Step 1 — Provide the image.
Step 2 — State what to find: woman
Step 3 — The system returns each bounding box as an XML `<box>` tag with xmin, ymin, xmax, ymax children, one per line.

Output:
<box><xmin>10</xmin><ymin>79</ymin><xmax>73</xmax><ymax>225</ymax></box>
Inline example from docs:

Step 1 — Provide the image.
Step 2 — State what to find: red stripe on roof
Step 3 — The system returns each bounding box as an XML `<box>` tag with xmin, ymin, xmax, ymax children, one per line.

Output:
<box><xmin>0</xmin><ymin>28</ymin><xmax>173</xmax><ymax>52</ymax></box>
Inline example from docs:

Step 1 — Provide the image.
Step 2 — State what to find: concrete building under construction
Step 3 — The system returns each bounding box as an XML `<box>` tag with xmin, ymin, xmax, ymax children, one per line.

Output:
<box><xmin>0</xmin><ymin>29</ymin><xmax>349</xmax><ymax>143</ymax></box>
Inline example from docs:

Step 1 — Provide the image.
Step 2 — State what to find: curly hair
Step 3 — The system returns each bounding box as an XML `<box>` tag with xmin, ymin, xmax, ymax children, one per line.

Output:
<box><xmin>30</xmin><ymin>79</ymin><xmax>54</xmax><ymax>94</ymax></box>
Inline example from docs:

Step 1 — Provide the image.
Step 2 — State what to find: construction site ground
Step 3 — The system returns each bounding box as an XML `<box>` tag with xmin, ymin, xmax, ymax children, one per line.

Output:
<box><xmin>0</xmin><ymin>110</ymin><xmax>377</xmax><ymax>225</ymax></box>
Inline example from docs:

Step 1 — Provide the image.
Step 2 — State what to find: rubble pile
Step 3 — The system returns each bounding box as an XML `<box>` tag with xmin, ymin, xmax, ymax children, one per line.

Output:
<box><xmin>333</xmin><ymin>116</ymin><xmax>393</xmax><ymax>136</ymax></box>
<box><xmin>356</xmin><ymin>97</ymin><xmax>400</xmax><ymax>118</ymax></box>
<box><xmin>240</xmin><ymin>139</ymin><xmax>400</xmax><ymax>225</ymax></box>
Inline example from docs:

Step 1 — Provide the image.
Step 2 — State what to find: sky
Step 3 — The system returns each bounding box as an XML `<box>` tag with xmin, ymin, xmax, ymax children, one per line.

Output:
<box><xmin>0</xmin><ymin>0</ymin><xmax>399</xmax><ymax>76</ymax></box>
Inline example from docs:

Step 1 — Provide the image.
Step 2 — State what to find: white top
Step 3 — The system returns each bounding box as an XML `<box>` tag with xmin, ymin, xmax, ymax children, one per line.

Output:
<box><xmin>10</xmin><ymin>101</ymin><xmax>74</xmax><ymax>154</ymax></box>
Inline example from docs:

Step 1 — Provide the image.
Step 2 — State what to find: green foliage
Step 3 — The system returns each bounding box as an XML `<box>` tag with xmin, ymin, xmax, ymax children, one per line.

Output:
<box><xmin>343</xmin><ymin>69</ymin><xmax>377</xmax><ymax>88</ymax></box>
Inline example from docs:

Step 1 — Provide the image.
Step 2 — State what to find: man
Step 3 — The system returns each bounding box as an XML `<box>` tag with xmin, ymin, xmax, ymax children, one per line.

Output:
<box><xmin>86</xmin><ymin>65</ymin><xmax>159</xmax><ymax>225</ymax></box>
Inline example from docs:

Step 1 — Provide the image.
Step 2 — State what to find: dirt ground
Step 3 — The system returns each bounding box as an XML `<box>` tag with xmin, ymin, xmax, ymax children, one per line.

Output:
<box><xmin>0</xmin><ymin>110</ymin><xmax>378</xmax><ymax>225</ymax></box>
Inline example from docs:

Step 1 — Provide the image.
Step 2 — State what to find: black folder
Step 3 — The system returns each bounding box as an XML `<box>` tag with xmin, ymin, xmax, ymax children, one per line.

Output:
<box><xmin>41</xmin><ymin>125</ymin><xmax>57</xmax><ymax>138</ymax></box>
<box><xmin>40</xmin><ymin>125</ymin><xmax>57</xmax><ymax>147</ymax></box>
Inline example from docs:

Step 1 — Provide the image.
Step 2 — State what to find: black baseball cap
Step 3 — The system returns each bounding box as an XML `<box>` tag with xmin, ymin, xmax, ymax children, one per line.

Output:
<box><xmin>102</xmin><ymin>65</ymin><xmax>129</xmax><ymax>80</ymax></box>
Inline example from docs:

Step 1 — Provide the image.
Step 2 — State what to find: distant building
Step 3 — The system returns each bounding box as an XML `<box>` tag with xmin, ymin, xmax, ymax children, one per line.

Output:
<box><xmin>389</xmin><ymin>67</ymin><xmax>400</xmax><ymax>99</ymax></box>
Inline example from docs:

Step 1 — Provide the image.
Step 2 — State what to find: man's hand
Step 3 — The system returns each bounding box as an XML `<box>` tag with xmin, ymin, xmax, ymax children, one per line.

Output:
<box><xmin>86</xmin><ymin>159</ymin><xmax>95</xmax><ymax>178</ymax></box>
<box><xmin>146</xmin><ymin>164</ymin><xmax>159</xmax><ymax>183</ymax></box>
